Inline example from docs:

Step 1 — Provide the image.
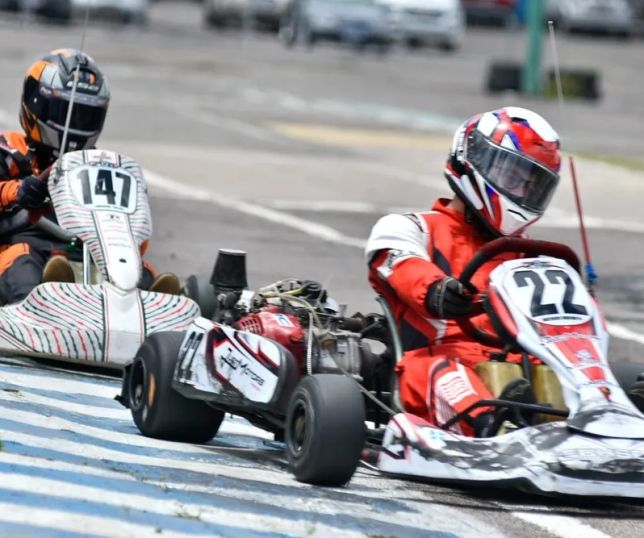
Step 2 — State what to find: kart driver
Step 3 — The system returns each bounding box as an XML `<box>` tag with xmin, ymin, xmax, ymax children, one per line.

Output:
<box><xmin>365</xmin><ymin>106</ymin><xmax>562</xmax><ymax>437</ymax></box>
<box><xmin>0</xmin><ymin>48</ymin><xmax>180</xmax><ymax>304</ymax></box>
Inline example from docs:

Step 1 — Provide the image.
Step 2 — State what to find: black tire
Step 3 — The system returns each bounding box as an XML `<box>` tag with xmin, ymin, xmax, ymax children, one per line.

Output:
<box><xmin>183</xmin><ymin>274</ymin><xmax>217</xmax><ymax>319</ymax></box>
<box><xmin>375</xmin><ymin>42</ymin><xmax>391</xmax><ymax>56</ymax></box>
<box><xmin>286</xmin><ymin>374</ymin><xmax>365</xmax><ymax>486</ymax></box>
<box><xmin>129</xmin><ymin>331</ymin><xmax>224</xmax><ymax>443</ymax></box>
<box><xmin>609</xmin><ymin>360</ymin><xmax>644</xmax><ymax>392</ymax></box>
<box><xmin>438</xmin><ymin>39</ymin><xmax>458</xmax><ymax>53</ymax></box>
<box><xmin>205</xmin><ymin>9</ymin><xmax>227</xmax><ymax>29</ymax></box>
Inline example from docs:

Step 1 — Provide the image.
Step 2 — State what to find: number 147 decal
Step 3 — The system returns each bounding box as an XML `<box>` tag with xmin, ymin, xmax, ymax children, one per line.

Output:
<box><xmin>74</xmin><ymin>167</ymin><xmax>136</xmax><ymax>211</ymax></box>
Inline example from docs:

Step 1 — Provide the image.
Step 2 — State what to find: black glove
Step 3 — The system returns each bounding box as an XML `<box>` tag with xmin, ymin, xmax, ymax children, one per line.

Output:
<box><xmin>425</xmin><ymin>277</ymin><xmax>473</xmax><ymax>319</ymax></box>
<box><xmin>17</xmin><ymin>174</ymin><xmax>49</xmax><ymax>209</ymax></box>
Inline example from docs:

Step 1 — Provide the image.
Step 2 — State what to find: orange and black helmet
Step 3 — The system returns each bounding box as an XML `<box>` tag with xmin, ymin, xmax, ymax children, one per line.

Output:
<box><xmin>20</xmin><ymin>48</ymin><xmax>110</xmax><ymax>155</ymax></box>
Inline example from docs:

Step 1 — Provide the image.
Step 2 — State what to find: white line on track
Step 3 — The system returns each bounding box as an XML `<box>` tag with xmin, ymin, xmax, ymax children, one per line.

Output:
<box><xmin>0</xmin><ymin>364</ymin><xmax>509</xmax><ymax>538</ymax></box>
<box><xmin>260</xmin><ymin>199</ymin><xmax>644</xmax><ymax>234</ymax></box>
<box><xmin>144</xmin><ymin>170</ymin><xmax>367</xmax><ymax>248</ymax></box>
<box><xmin>0</xmin><ymin>503</ymin><xmax>217</xmax><ymax>538</ymax></box>
<box><xmin>0</xmin><ymin>369</ymin><xmax>118</xmax><ymax>399</ymax></box>
<box><xmin>510</xmin><ymin>510</ymin><xmax>612</xmax><ymax>538</ymax></box>
<box><xmin>606</xmin><ymin>323</ymin><xmax>644</xmax><ymax>346</ymax></box>
<box><xmin>0</xmin><ymin>387</ymin><xmax>126</xmax><ymax>420</ymax></box>
<box><xmin>0</xmin><ymin>472</ymin><xmax>357</xmax><ymax>538</ymax></box>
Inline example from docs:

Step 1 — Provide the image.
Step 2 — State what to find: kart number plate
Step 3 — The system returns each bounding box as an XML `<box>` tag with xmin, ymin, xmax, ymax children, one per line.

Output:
<box><xmin>69</xmin><ymin>166</ymin><xmax>137</xmax><ymax>214</ymax></box>
<box><xmin>502</xmin><ymin>263</ymin><xmax>593</xmax><ymax>326</ymax></box>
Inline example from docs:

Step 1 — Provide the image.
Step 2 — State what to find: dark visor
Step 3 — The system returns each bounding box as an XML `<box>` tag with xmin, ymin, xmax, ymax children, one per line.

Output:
<box><xmin>35</xmin><ymin>90</ymin><xmax>107</xmax><ymax>134</ymax></box>
<box><xmin>466</xmin><ymin>130</ymin><xmax>559</xmax><ymax>213</ymax></box>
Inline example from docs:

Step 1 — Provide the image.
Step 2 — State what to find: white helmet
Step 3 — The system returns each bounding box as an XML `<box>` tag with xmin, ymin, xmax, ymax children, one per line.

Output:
<box><xmin>445</xmin><ymin>106</ymin><xmax>561</xmax><ymax>236</ymax></box>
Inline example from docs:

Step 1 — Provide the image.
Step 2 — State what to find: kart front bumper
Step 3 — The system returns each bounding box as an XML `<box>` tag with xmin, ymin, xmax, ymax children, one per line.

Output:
<box><xmin>378</xmin><ymin>413</ymin><xmax>644</xmax><ymax>498</ymax></box>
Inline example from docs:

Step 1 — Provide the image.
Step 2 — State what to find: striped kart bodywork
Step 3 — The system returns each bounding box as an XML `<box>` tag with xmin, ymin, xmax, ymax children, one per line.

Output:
<box><xmin>0</xmin><ymin>282</ymin><xmax>199</xmax><ymax>366</ymax></box>
<box><xmin>50</xmin><ymin>150</ymin><xmax>152</xmax><ymax>287</ymax></box>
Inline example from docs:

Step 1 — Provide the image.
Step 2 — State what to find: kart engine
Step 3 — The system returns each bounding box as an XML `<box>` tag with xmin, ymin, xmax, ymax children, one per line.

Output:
<box><xmin>234</xmin><ymin>305</ymin><xmax>366</xmax><ymax>379</ymax></box>
<box><xmin>235</xmin><ymin>305</ymin><xmax>306</xmax><ymax>362</ymax></box>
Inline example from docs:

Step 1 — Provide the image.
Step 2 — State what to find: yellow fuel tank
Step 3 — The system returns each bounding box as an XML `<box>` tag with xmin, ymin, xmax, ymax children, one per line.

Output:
<box><xmin>475</xmin><ymin>361</ymin><xmax>523</xmax><ymax>397</ymax></box>
<box><xmin>532</xmin><ymin>364</ymin><xmax>567</xmax><ymax>421</ymax></box>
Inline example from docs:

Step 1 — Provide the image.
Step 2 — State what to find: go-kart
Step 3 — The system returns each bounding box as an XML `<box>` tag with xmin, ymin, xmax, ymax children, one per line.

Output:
<box><xmin>377</xmin><ymin>238</ymin><xmax>644</xmax><ymax>498</ymax></box>
<box><xmin>121</xmin><ymin>239</ymin><xmax>644</xmax><ymax>496</ymax></box>
<box><xmin>0</xmin><ymin>149</ymin><xmax>199</xmax><ymax>367</ymax></box>
<box><xmin>120</xmin><ymin>248</ymin><xmax>374</xmax><ymax>486</ymax></box>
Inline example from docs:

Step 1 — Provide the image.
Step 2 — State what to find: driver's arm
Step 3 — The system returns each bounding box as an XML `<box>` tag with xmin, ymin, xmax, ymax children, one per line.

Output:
<box><xmin>0</xmin><ymin>176</ymin><xmax>22</xmax><ymax>214</ymax></box>
<box><xmin>0</xmin><ymin>143</ymin><xmax>31</xmax><ymax>212</ymax></box>
<box><xmin>366</xmin><ymin>213</ymin><xmax>446</xmax><ymax>319</ymax></box>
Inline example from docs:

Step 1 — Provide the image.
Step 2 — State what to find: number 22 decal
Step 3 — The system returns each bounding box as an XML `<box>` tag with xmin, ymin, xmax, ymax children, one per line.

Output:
<box><xmin>513</xmin><ymin>269</ymin><xmax>588</xmax><ymax>318</ymax></box>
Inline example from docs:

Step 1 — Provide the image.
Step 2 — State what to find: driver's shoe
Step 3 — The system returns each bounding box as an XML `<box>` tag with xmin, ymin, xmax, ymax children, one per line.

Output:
<box><xmin>471</xmin><ymin>412</ymin><xmax>498</xmax><ymax>438</ymax></box>
<box><xmin>42</xmin><ymin>256</ymin><xmax>75</xmax><ymax>284</ymax></box>
<box><xmin>149</xmin><ymin>273</ymin><xmax>181</xmax><ymax>295</ymax></box>
<box><xmin>497</xmin><ymin>377</ymin><xmax>537</xmax><ymax>428</ymax></box>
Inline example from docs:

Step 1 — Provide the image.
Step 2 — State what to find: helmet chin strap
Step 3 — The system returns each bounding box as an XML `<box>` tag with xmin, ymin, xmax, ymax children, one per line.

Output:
<box><xmin>464</xmin><ymin>205</ymin><xmax>500</xmax><ymax>241</ymax></box>
<box><xmin>444</xmin><ymin>169</ymin><xmax>502</xmax><ymax>240</ymax></box>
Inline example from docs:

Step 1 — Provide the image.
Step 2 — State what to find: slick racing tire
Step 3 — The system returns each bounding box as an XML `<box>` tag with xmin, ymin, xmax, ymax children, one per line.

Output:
<box><xmin>286</xmin><ymin>374</ymin><xmax>366</xmax><ymax>486</ymax></box>
<box><xmin>183</xmin><ymin>274</ymin><xmax>217</xmax><ymax>320</ymax></box>
<box><xmin>129</xmin><ymin>331</ymin><xmax>225</xmax><ymax>443</ymax></box>
<box><xmin>609</xmin><ymin>360</ymin><xmax>644</xmax><ymax>408</ymax></box>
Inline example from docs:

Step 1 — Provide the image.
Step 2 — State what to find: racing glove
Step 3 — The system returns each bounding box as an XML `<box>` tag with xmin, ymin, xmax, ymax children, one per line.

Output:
<box><xmin>425</xmin><ymin>276</ymin><xmax>473</xmax><ymax>319</ymax></box>
<box><xmin>17</xmin><ymin>174</ymin><xmax>49</xmax><ymax>209</ymax></box>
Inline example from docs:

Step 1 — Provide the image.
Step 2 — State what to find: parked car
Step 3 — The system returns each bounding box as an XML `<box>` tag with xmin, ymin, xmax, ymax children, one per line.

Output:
<box><xmin>461</xmin><ymin>0</ymin><xmax>516</xmax><ymax>27</ymax></box>
<box><xmin>279</xmin><ymin>0</ymin><xmax>392</xmax><ymax>50</ymax></box>
<box><xmin>545</xmin><ymin>0</ymin><xmax>634</xmax><ymax>36</ymax></box>
<box><xmin>0</xmin><ymin>0</ymin><xmax>72</xmax><ymax>21</ymax></box>
<box><xmin>71</xmin><ymin>0</ymin><xmax>148</xmax><ymax>24</ymax></box>
<box><xmin>379</xmin><ymin>0</ymin><xmax>464</xmax><ymax>51</ymax></box>
<box><xmin>203</xmin><ymin>0</ymin><xmax>290</xmax><ymax>30</ymax></box>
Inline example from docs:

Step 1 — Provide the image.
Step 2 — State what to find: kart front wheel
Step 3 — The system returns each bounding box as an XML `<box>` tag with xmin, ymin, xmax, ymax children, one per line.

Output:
<box><xmin>286</xmin><ymin>374</ymin><xmax>365</xmax><ymax>486</ymax></box>
<box><xmin>129</xmin><ymin>331</ymin><xmax>224</xmax><ymax>443</ymax></box>
<box><xmin>183</xmin><ymin>274</ymin><xmax>217</xmax><ymax>320</ymax></box>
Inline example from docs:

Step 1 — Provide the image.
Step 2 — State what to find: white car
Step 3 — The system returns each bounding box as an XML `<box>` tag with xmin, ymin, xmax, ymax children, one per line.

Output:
<box><xmin>280</xmin><ymin>0</ymin><xmax>393</xmax><ymax>50</ymax></box>
<box><xmin>203</xmin><ymin>0</ymin><xmax>290</xmax><ymax>30</ymax></box>
<box><xmin>546</xmin><ymin>0</ymin><xmax>634</xmax><ymax>36</ymax></box>
<box><xmin>0</xmin><ymin>0</ymin><xmax>72</xmax><ymax>20</ymax></box>
<box><xmin>72</xmin><ymin>0</ymin><xmax>148</xmax><ymax>24</ymax></box>
<box><xmin>379</xmin><ymin>0</ymin><xmax>464</xmax><ymax>51</ymax></box>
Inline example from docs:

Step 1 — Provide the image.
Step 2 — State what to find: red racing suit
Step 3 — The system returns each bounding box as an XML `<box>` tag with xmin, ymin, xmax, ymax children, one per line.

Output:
<box><xmin>0</xmin><ymin>131</ymin><xmax>156</xmax><ymax>304</ymax></box>
<box><xmin>366</xmin><ymin>198</ymin><xmax>518</xmax><ymax>435</ymax></box>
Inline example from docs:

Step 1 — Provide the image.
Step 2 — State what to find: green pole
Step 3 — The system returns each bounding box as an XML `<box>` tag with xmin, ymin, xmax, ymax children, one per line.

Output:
<box><xmin>522</xmin><ymin>0</ymin><xmax>544</xmax><ymax>95</ymax></box>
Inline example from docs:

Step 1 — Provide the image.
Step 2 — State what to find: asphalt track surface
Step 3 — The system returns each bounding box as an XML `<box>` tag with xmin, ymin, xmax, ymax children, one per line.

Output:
<box><xmin>1</xmin><ymin>2</ymin><xmax>644</xmax><ymax>536</ymax></box>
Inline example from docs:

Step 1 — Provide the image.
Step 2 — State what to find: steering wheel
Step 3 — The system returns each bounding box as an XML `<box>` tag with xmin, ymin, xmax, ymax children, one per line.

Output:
<box><xmin>457</xmin><ymin>237</ymin><xmax>581</xmax><ymax>349</ymax></box>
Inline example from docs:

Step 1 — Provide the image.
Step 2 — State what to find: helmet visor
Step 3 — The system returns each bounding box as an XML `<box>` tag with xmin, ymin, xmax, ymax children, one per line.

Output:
<box><xmin>46</xmin><ymin>99</ymin><xmax>107</xmax><ymax>134</ymax></box>
<box><xmin>34</xmin><ymin>87</ymin><xmax>108</xmax><ymax>134</ymax></box>
<box><xmin>466</xmin><ymin>130</ymin><xmax>559</xmax><ymax>214</ymax></box>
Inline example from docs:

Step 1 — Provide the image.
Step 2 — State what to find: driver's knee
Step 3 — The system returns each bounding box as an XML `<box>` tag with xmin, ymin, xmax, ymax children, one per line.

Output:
<box><xmin>0</xmin><ymin>244</ymin><xmax>44</xmax><ymax>304</ymax></box>
<box><xmin>396</xmin><ymin>349</ymin><xmax>440</xmax><ymax>420</ymax></box>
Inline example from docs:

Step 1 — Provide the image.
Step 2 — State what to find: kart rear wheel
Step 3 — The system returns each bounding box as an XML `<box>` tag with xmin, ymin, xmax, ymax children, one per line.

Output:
<box><xmin>609</xmin><ymin>360</ymin><xmax>644</xmax><ymax>398</ymax></box>
<box><xmin>129</xmin><ymin>331</ymin><xmax>224</xmax><ymax>443</ymax></box>
<box><xmin>183</xmin><ymin>274</ymin><xmax>217</xmax><ymax>320</ymax></box>
<box><xmin>285</xmin><ymin>374</ymin><xmax>365</xmax><ymax>486</ymax></box>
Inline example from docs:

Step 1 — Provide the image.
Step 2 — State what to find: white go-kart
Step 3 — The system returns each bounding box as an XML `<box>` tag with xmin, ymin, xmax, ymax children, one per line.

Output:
<box><xmin>377</xmin><ymin>238</ymin><xmax>644</xmax><ymax>498</ymax></box>
<box><xmin>0</xmin><ymin>149</ymin><xmax>199</xmax><ymax>367</ymax></box>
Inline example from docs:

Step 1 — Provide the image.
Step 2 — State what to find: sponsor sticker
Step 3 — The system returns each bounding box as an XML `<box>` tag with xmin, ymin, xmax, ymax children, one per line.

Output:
<box><xmin>274</xmin><ymin>314</ymin><xmax>294</xmax><ymax>327</ymax></box>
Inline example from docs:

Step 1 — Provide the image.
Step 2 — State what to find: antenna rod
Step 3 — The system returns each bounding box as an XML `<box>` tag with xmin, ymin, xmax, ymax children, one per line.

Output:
<box><xmin>58</xmin><ymin>2</ymin><xmax>91</xmax><ymax>164</ymax></box>
<box><xmin>547</xmin><ymin>21</ymin><xmax>597</xmax><ymax>291</ymax></box>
